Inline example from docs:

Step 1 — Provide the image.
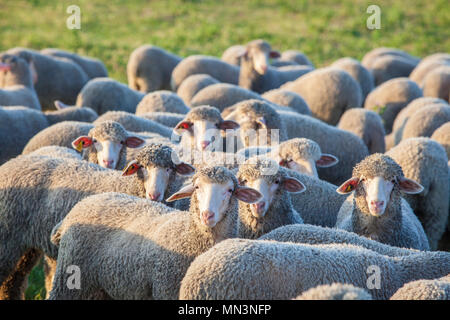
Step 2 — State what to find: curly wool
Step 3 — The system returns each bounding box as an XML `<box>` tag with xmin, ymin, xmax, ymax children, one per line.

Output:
<box><xmin>275</xmin><ymin>138</ymin><xmax>322</xmax><ymax>163</ymax></box>
<box><xmin>176</xmin><ymin>73</ymin><xmax>219</xmax><ymax>104</ymax></box>
<box><xmin>237</xmin><ymin>158</ymin><xmax>303</xmax><ymax>239</ymax></box>
<box><xmin>390</xmin><ymin>274</ymin><xmax>450</xmax><ymax>300</ymax></box>
<box><xmin>184</xmin><ymin>105</ymin><xmax>224</xmax><ymax>123</ymax></box>
<box><xmin>135</xmin><ymin>90</ymin><xmax>189</xmax><ymax>115</ymax></box>
<box><xmin>431</xmin><ymin>122</ymin><xmax>450</xmax><ymax>159</ymax></box>
<box><xmin>295</xmin><ymin>283</ymin><xmax>373</xmax><ymax>300</ymax></box>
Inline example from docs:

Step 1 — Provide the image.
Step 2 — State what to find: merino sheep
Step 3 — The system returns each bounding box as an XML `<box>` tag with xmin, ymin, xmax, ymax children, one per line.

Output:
<box><xmin>331</xmin><ymin>57</ymin><xmax>374</xmax><ymax>100</ymax></box>
<box><xmin>176</xmin><ymin>74</ymin><xmax>220</xmax><ymax>105</ymax></box>
<box><xmin>237</xmin><ymin>40</ymin><xmax>313</xmax><ymax>93</ymax></box>
<box><xmin>135</xmin><ymin>90</ymin><xmax>190</xmax><ymax>115</ymax></box>
<box><xmin>236</xmin><ymin>158</ymin><xmax>305</xmax><ymax>239</ymax></box>
<box><xmin>337</xmin><ymin>108</ymin><xmax>386</xmax><ymax>154</ymax></box>
<box><xmin>281</xmin><ymin>67</ymin><xmax>363</xmax><ymax>125</ymax></box>
<box><xmin>387</xmin><ymin>97</ymin><xmax>448</xmax><ymax>149</ymax></box>
<box><xmin>0</xmin><ymin>52</ymin><xmax>41</xmax><ymax>110</ymax></box>
<box><xmin>127</xmin><ymin>45</ymin><xmax>182</xmax><ymax>93</ymax></box>
<box><xmin>22</xmin><ymin>121</ymin><xmax>94</xmax><ymax>155</ymax></box>
<box><xmin>28</xmin><ymin>146</ymin><xmax>81</xmax><ymax>160</ymax></box>
<box><xmin>94</xmin><ymin>111</ymin><xmax>173</xmax><ymax>138</ymax></box>
<box><xmin>6</xmin><ymin>47</ymin><xmax>89</xmax><ymax>110</ymax></box>
<box><xmin>422</xmin><ymin>65</ymin><xmax>450</xmax><ymax>102</ymax></box>
<box><xmin>335</xmin><ymin>153</ymin><xmax>429</xmax><ymax>250</ymax></box>
<box><xmin>364</xmin><ymin>77</ymin><xmax>423</xmax><ymax>134</ymax></box>
<box><xmin>237</xmin><ymin>138</ymin><xmax>339</xmax><ymax>179</ymax></box>
<box><xmin>261</xmin><ymin>89</ymin><xmax>312</xmax><ymax>115</ymax></box>
<box><xmin>48</xmin><ymin>166</ymin><xmax>262</xmax><ymax>300</ymax></box>
<box><xmin>295</xmin><ymin>283</ymin><xmax>372</xmax><ymax>300</ymax></box>
<box><xmin>76</xmin><ymin>77</ymin><xmax>145</xmax><ymax>115</ymax></box>
<box><xmin>41</xmin><ymin>48</ymin><xmax>108</xmax><ymax>79</ymax></box>
<box><xmin>171</xmin><ymin>55</ymin><xmax>240</xmax><ymax>91</ymax></box>
<box><xmin>225</xmin><ymin>100</ymin><xmax>369</xmax><ymax>185</ymax></box>
<box><xmin>72</xmin><ymin>120</ymin><xmax>145</xmax><ymax>170</ymax></box>
<box><xmin>390</xmin><ymin>274</ymin><xmax>450</xmax><ymax>300</ymax></box>
<box><xmin>409</xmin><ymin>53</ymin><xmax>450</xmax><ymax>86</ymax></box>
<box><xmin>386</xmin><ymin>138</ymin><xmax>449</xmax><ymax>250</ymax></box>
<box><xmin>431</xmin><ymin>122</ymin><xmax>450</xmax><ymax>159</ymax></box>
<box><xmin>139</xmin><ymin>112</ymin><xmax>184</xmax><ymax>128</ymax></box>
<box><xmin>179</xmin><ymin>239</ymin><xmax>450</xmax><ymax>300</ymax></box>
<box><xmin>0</xmin><ymin>153</ymin><xmax>155</xmax><ymax>299</ymax></box>
<box><xmin>401</xmin><ymin>104</ymin><xmax>450</xmax><ymax>141</ymax></box>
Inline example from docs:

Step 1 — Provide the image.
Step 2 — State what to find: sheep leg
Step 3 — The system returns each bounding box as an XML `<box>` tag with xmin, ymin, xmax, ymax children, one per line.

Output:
<box><xmin>0</xmin><ymin>248</ymin><xmax>42</xmax><ymax>300</ymax></box>
<box><xmin>43</xmin><ymin>256</ymin><xmax>57</xmax><ymax>299</ymax></box>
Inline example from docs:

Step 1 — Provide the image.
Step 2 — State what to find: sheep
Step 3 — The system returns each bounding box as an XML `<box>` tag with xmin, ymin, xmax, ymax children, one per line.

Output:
<box><xmin>76</xmin><ymin>77</ymin><xmax>145</xmax><ymax>115</ymax></box>
<box><xmin>410</xmin><ymin>54</ymin><xmax>450</xmax><ymax>87</ymax></box>
<box><xmin>127</xmin><ymin>45</ymin><xmax>182</xmax><ymax>93</ymax></box>
<box><xmin>330</xmin><ymin>57</ymin><xmax>374</xmax><ymax>99</ymax></box>
<box><xmin>386</xmin><ymin>138</ymin><xmax>449</xmax><ymax>250</ymax></box>
<box><xmin>6</xmin><ymin>47</ymin><xmax>89</xmax><ymax>110</ymax></box>
<box><xmin>225</xmin><ymin>100</ymin><xmax>369</xmax><ymax>185</ymax></box>
<box><xmin>221</xmin><ymin>44</ymin><xmax>245</xmax><ymax>66</ymax></box>
<box><xmin>22</xmin><ymin>121</ymin><xmax>94</xmax><ymax>155</ymax></box>
<box><xmin>422</xmin><ymin>65</ymin><xmax>450</xmax><ymax>102</ymax></box>
<box><xmin>387</xmin><ymin>97</ymin><xmax>448</xmax><ymax>149</ymax></box>
<box><xmin>390</xmin><ymin>274</ymin><xmax>450</xmax><ymax>300</ymax></box>
<box><xmin>261</xmin><ymin>89</ymin><xmax>312</xmax><ymax>115</ymax></box>
<box><xmin>260</xmin><ymin>224</ymin><xmax>420</xmax><ymax>256</ymax></box>
<box><xmin>281</xmin><ymin>67</ymin><xmax>363</xmax><ymax>125</ymax></box>
<box><xmin>94</xmin><ymin>111</ymin><xmax>173</xmax><ymax>138</ymax></box>
<box><xmin>139</xmin><ymin>112</ymin><xmax>184</xmax><ymax>128</ymax></box>
<box><xmin>121</xmin><ymin>143</ymin><xmax>195</xmax><ymax>209</ymax></box>
<box><xmin>41</xmin><ymin>48</ymin><xmax>108</xmax><ymax>79</ymax></box>
<box><xmin>176</xmin><ymin>74</ymin><xmax>219</xmax><ymax>105</ymax></box>
<box><xmin>0</xmin><ymin>152</ymin><xmax>154</xmax><ymax>299</ymax></box>
<box><xmin>179</xmin><ymin>239</ymin><xmax>450</xmax><ymax>300</ymax></box>
<box><xmin>364</xmin><ymin>77</ymin><xmax>423</xmax><ymax>134</ymax></box>
<box><xmin>72</xmin><ymin>120</ymin><xmax>146</xmax><ymax>170</ymax></box>
<box><xmin>236</xmin><ymin>158</ymin><xmax>306</xmax><ymax>239</ymax></box>
<box><xmin>237</xmin><ymin>40</ymin><xmax>313</xmax><ymax>93</ymax></box>
<box><xmin>401</xmin><ymin>104</ymin><xmax>450</xmax><ymax>141</ymax></box>
<box><xmin>135</xmin><ymin>90</ymin><xmax>190</xmax><ymax>115</ymax></box>
<box><xmin>431</xmin><ymin>122</ymin><xmax>450</xmax><ymax>159</ymax></box>
<box><xmin>173</xmin><ymin>105</ymin><xmax>240</xmax><ymax>154</ymax></box>
<box><xmin>171</xmin><ymin>55</ymin><xmax>240</xmax><ymax>91</ymax></box>
<box><xmin>48</xmin><ymin>165</ymin><xmax>262</xmax><ymax>300</ymax></box>
<box><xmin>28</xmin><ymin>146</ymin><xmax>81</xmax><ymax>160</ymax></box>
<box><xmin>335</xmin><ymin>153</ymin><xmax>429</xmax><ymax>250</ymax></box>
<box><xmin>1</xmin><ymin>104</ymin><xmax>97</xmax><ymax>164</ymax></box>
<box><xmin>337</xmin><ymin>108</ymin><xmax>386</xmax><ymax>154</ymax></box>
<box><xmin>277</xmin><ymin>50</ymin><xmax>314</xmax><ymax>67</ymax></box>
<box><xmin>45</xmin><ymin>101</ymin><xmax>98</xmax><ymax>124</ymax></box>
<box><xmin>0</xmin><ymin>52</ymin><xmax>41</xmax><ymax>110</ymax></box>
<box><xmin>295</xmin><ymin>283</ymin><xmax>372</xmax><ymax>300</ymax></box>
<box><xmin>237</xmin><ymin>137</ymin><xmax>339</xmax><ymax>179</ymax></box>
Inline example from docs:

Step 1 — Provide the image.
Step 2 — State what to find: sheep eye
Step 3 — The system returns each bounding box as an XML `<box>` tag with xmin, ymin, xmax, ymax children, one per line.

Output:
<box><xmin>228</xmin><ymin>189</ymin><xmax>233</xmax><ymax>193</ymax></box>
<box><xmin>275</xmin><ymin>180</ymin><xmax>280</xmax><ymax>184</ymax></box>
<box><xmin>166</xmin><ymin>168</ymin><xmax>171</xmax><ymax>172</ymax></box>
<box><xmin>195</xmin><ymin>185</ymin><xmax>199</xmax><ymax>189</ymax></box>
<box><xmin>93</xmin><ymin>139</ymin><xmax>97</xmax><ymax>143</ymax></box>
<box><xmin>239</xmin><ymin>180</ymin><xmax>247</xmax><ymax>185</ymax></box>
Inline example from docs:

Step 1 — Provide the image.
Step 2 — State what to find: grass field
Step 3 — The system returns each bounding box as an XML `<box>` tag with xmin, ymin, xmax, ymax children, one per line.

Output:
<box><xmin>0</xmin><ymin>0</ymin><xmax>448</xmax><ymax>300</ymax></box>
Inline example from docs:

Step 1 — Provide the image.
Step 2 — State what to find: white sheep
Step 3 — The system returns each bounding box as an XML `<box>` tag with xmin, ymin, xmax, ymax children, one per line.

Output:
<box><xmin>335</xmin><ymin>153</ymin><xmax>429</xmax><ymax>250</ymax></box>
<box><xmin>48</xmin><ymin>165</ymin><xmax>262</xmax><ymax>299</ymax></box>
<box><xmin>135</xmin><ymin>90</ymin><xmax>190</xmax><ymax>115</ymax></box>
<box><xmin>176</xmin><ymin>73</ymin><xmax>219</xmax><ymax>104</ymax></box>
<box><xmin>390</xmin><ymin>274</ymin><xmax>450</xmax><ymax>300</ymax></box>
<box><xmin>294</xmin><ymin>283</ymin><xmax>372</xmax><ymax>300</ymax></box>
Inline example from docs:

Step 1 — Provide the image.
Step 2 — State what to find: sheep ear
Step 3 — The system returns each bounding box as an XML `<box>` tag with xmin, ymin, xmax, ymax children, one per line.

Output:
<box><xmin>316</xmin><ymin>154</ymin><xmax>339</xmax><ymax>168</ymax></box>
<box><xmin>71</xmin><ymin>136</ymin><xmax>93</xmax><ymax>152</ymax></box>
<box><xmin>54</xmin><ymin>100</ymin><xmax>70</xmax><ymax>110</ymax></box>
<box><xmin>218</xmin><ymin>120</ymin><xmax>240</xmax><ymax>130</ymax></box>
<box><xmin>166</xmin><ymin>184</ymin><xmax>195</xmax><ymax>202</ymax></box>
<box><xmin>256</xmin><ymin>117</ymin><xmax>267</xmax><ymax>129</ymax></box>
<box><xmin>124</xmin><ymin>136</ymin><xmax>145</xmax><ymax>148</ymax></box>
<box><xmin>283</xmin><ymin>177</ymin><xmax>306</xmax><ymax>194</ymax></box>
<box><xmin>174</xmin><ymin>121</ymin><xmax>193</xmax><ymax>134</ymax></box>
<box><xmin>397</xmin><ymin>177</ymin><xmax>424</xmax><ymax>194</ymax></box>
<box><xmin>269</xmin><ymin>50</ymin><xmax>281</xmax><ymax>58</ymax></box>
<box><xmin>235</xmin><ymin>186</ymin><xmax>262</xmax><ymax>204</ymax></box>
<box><xmin>336</xmin><ymin>177</ymin><xmax>360</xmax><ymax>194</ymax></box>
<box><xmin>236</xmin><ymin>48</ymin><xmax>248</xmax><ymax>58</ymax></box>
<box><xmin>122</xmin><ymin>160</ymin><xmax>141</xmax><ymax>176</ymax></box>
<box><xmin>175</xmin><ymin>162</ymin><xmax>195</xmax><ymax>176</ymax></box>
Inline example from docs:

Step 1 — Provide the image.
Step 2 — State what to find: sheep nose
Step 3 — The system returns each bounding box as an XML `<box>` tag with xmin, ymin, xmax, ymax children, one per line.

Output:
<box><xmin>103</xmin><ymin>159</ymin><xmax>114</xmax><ymax>168</ymax></box>
<box><xmin>370</xmin><ymin>200</ymin><xmax>384</xmax><ymax>208</ymax></box>
<box><xmin>252</xmin><ymin>201</ymin><xmax>266</xmax><ymax>215</ymax></box>
<box><xmin>149</xmin><ymin>192</ymin><xmax>161</xmax><ymax>201</ymax></box>
<box><xmin>201</xmin><ymin>210</ymin><xmax>215</xmax><ymax>226</ymax></box>
<box><xmin>201</xmin><ymin>141</ymin><xmax>211</xmax><ymax>150</ymax></box>
<box><xmin>261</xmin><ymin>65</ymin><xmax>268</xmax><ymax>73</ymax></box>
<box><xmin>0</xmin><ymin>63</ymin><xmax>11</xmax><ymax>72</ymax></box>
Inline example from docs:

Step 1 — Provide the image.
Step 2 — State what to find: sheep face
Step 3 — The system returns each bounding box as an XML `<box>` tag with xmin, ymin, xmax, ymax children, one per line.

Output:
<box><xmin>0</xmin><ymin>53</ymin><xmax>36</xmax><ymax>87</ymax></box>
<box><xmin>238</xmin><ymin>40</ymin><xmax>281</xmax><ymax>75</ymax></box>
<box><xmin>336</xmin><ymin>154</ymin><xmax>424</xmax><ymax>216</ymax></box>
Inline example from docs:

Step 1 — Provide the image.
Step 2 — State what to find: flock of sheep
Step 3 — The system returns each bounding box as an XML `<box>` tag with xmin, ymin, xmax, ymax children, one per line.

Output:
<box><xmin>0</xmin><ymin>39</ymin><xmax>449</xmax><ymax>300</ymax></box>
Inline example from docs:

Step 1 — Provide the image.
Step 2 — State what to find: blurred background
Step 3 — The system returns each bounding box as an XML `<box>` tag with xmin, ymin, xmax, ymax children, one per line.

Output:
<box><xmin>1</xmin><ymin>0</ymin><xmax>448</xmax><ymax>83</ymax></box>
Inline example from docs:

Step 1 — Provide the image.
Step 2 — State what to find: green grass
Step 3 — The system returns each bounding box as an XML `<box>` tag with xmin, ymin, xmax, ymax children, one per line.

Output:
<box><xmin>0</xmin><ymin>0</ymin><xmax>448</xmax><ymax>299</ymax></box>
